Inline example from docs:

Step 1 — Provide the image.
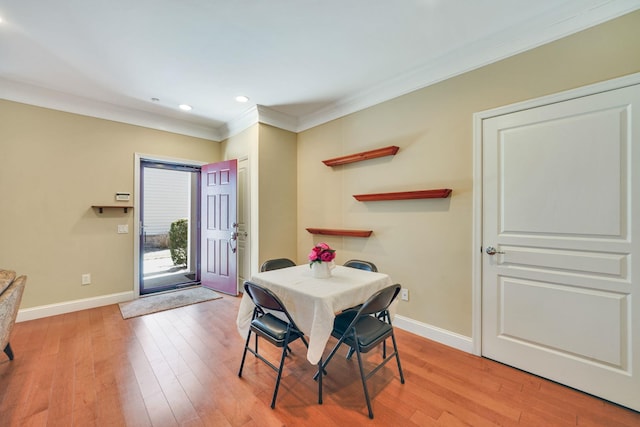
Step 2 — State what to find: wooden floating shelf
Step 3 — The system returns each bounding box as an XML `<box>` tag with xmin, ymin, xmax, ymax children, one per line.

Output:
<box><xmin>322</xmin><ymin>145</ymin><xmax>399</xmax><ymax>167</ymax></box>
<box><xmin>92</xmin><ymin>205</ymin><xmax>133</xmax><ymax>213</ymax></box>
<box><xmin>306</xmin><ymin>228</ymin><xmax>373</xmax><ymax>238</ymax></box>
<box><xmin>353</xmin><ymin>189</ymin><xmax>452</xmax><ymax>202</ymax></box>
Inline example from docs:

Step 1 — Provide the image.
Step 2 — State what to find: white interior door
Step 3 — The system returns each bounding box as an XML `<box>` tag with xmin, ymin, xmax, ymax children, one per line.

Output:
<box><xmin>481</xmin><ymin>82</ymin><xmax>640</xmax><ymax>411</ymax></box>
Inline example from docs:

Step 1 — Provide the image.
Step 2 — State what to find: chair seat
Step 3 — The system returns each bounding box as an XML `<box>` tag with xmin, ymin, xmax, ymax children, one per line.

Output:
<box><xmin>333</xmin><ymin>312</ymin><xmax>392</xmax><ymax>353</ymax></box>
<box><xmin>251</xmin><ymin>313</ymin><xmax>299</xmax><ymax>344</ymax></box>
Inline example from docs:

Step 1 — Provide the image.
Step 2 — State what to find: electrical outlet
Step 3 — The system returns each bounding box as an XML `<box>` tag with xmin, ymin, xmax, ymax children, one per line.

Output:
<box><xmin>117</xmin><ymin>224</ymin><xmax>129</xmax><ymax>234</ymax></box>
<box><xmin>401</xmin><ymin>288</ymin><xmax>409</xmax><ymax>301</ymax></box>
<box><xmin>81</xmin><ymin>274</ymin><xmax>91</xmax><ymax>285</ymax></box>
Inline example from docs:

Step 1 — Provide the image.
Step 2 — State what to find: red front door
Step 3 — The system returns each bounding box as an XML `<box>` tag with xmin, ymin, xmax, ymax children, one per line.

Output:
<box><xmin>200</xmin><ymin>159</ymin><xmax>237</xmax><ymax>295</ymax></box>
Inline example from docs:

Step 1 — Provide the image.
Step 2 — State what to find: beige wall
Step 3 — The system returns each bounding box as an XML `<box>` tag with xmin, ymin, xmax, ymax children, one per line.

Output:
<box><xmin>220</xmin><ymin>124</ymin><xmax>255</xmax><ymax>161</ymax></box>
<box><xmin>297</xmin><ymin>10</ymin><xmax>640</xmax><ymax>336</ymax></box>
<box><xmin>257</xmin><ymin>124</ymin><xmax>298</xmax><ymax>266</ymax></box>
<box><xmin>0</xmin><ymin>101</ymin><xmax>220</xmax><ymax>308</ymax></box>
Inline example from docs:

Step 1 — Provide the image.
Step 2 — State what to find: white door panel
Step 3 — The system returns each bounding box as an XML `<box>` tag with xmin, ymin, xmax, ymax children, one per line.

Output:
<box><xmin>489</xmin><ymin>99</ymin><xmax>627</xmax><ymax>238</ymax></box>
<box><xmin>500</xmin><ymin>277</ymin><xmax>626</xmax><ymax>368</ymax></box>
<box><xmin>482</xmin><ymin>82</ymin><xmax>640</xmax><ymax>411</ymax></box>
<box><xmin>499</xmin><ymin>246</ymin><xmax>628</xmax><ymax>277</ymax></box>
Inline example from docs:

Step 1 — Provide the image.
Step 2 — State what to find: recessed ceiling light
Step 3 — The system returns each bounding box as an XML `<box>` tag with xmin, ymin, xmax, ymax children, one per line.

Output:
<box><xmin>179</xmin><ymin>104</ymin><xmax>192</xmax><ymax>111</ymax></box>
<box><xmin>235</xmin><ymin>95</ymin><xmax>249</xmax><ymax>103</ymax></box>
<box><xmin>151</xmin><ymin>97</ymin><xmax>160</xmax><ymax>102</ymax></box>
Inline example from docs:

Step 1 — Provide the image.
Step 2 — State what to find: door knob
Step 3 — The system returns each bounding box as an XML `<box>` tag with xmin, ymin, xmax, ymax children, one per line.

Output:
<box><xmin>485</xmin><ymin>246</ymin><xmax>505</xmax><ymax>255</ymax></box>
<box><xmin>229</xmin><ymin>231</ymin><xmax>238</xmax><ymax>253</ymax></box>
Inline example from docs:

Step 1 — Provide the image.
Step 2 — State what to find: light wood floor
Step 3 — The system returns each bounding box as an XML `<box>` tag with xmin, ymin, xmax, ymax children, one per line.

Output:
<box><xmin>1</xmin><ymin>295</ymin><xmax>638</xmax><ymax>426</ymax></box>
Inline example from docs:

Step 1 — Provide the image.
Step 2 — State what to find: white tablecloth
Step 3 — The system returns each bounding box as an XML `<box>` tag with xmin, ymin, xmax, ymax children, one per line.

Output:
<box><xmin>236</xmin><ymin>264</ymin><xmax>394</xmax><ymax>364</ymax></box>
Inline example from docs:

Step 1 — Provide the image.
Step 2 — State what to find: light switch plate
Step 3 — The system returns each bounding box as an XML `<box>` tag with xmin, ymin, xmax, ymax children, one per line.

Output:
<box><xmin>117</xmin><ymin>224</ymin><xmax>129</xmax><ymax>234</ymax></box>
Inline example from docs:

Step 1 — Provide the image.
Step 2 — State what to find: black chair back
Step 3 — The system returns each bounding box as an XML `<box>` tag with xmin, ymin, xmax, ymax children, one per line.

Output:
<box><xmin>343</xmin><ymin>259</ymin><xmax>378</xmax><ymax>272</ymax></box>
<box><xmin>244</xmin><ymin>281</ymin><xmax>286</xmax><ymax>312</ymax></box>
<box><xmin>357</xmin><ymin>284</ymin><xmax>400</xmax><ymax>317</ymax></box>
<box><xmin>244</xmin><ymin>281</ymin><xmax>299</xmax><ymax>327</ymax></box>
<box><xmin>260</xmin><ymin>258</ymin><xmax>296</xmax><ymax>272</ymax></box>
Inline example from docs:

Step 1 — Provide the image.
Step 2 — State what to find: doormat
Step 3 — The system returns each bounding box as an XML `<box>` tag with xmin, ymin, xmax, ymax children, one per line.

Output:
<box><xmin>119</xmin><ymin>286</ymin><xmax>222</xmax><ymax>319</ymax></box>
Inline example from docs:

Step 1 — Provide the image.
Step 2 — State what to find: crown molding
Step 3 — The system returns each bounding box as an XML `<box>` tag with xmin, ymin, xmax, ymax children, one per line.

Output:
<box><xmin>296</xmin><ymin>0</ymin><xmax>640</xmax><ymax>132</ymax></box>
<box><xmin>218</xmin><ymin>105</ymin><xmax>260</xmax><ymax>140</ymax></box>
<box><xmin>255</xmin><ymin>105</ymin><xmax>298</xmax><ymax>133</ymax></box>
<box><xmin>219</xmin><ymin>105</ymin><xmax>298</xmax><ymax>140</ymax></box>
<box><xmin>0</xmin><ymin>78</ymin><xmax>222</xmax><ymax>141</ymax></box>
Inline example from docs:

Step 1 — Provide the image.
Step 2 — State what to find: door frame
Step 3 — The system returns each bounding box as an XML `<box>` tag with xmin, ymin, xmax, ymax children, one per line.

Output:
<box><xmin>133</xmin><ymin>153</ymin><xmax>207</xmax><ymax>297</ymax></box>
<box><xmin>471</xmin><ymin>71</ymin><xmax>640</xmax><ymax>356</ymax></box>
<box><xmin>237</xmin><ymin>156</ymin><xmax>251</xmax><ymax>294</ymax></box>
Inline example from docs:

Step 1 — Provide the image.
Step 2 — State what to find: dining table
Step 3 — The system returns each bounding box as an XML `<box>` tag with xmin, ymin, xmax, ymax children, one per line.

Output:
<box><xmin>236</xmin><ymin>264</ymin><xmax>394</xmax><ymax>365</ymax></box>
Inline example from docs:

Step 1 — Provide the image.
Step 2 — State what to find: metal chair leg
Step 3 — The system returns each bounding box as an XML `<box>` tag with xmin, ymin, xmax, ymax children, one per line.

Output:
<box><xmin>391</xmin><ymin>331</ymin><xmax>405</xmax><ymax>384</ymax></box>
<box><xmin>354</xmin><ymin>343</ymin><xmax>374</xmax><ymax>419</ymax></box>
<box><xmin>238</xmin><ymin>330</ymin><xmax>253</xmax><ymax>377</ymax></box>
<box><xmin>318</xmin><ymin>358</ymin><xmax>323</xmax><ymax>404</ymax></box>
<box><xmin>3</xmin><ymin>342</ymin><xmax>14</xmax><ymax>361</ymax></box>
<box><xmin>346</xmin><ymin>347</ymin><xmax>355</xmax><ymax>359</ymax></box>
<box><xmin>313</xmin><ymin>333</ymin><xmax>347</xmax><ymax>381</ymax></box>
<box><xmin>271</xmin><ymin>331</ymin><xmax>292</xmax><ymax>409</ymax></box>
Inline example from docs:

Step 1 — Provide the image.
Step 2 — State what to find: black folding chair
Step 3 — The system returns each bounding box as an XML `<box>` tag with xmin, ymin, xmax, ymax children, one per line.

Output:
<box><xmin>316</xmin><ymin>284</ymin><xmax>404</xmax><ymax>419</ymax></box>
<box><xmin>238</xmin><ymin>281</ymin><xmax>320</xmax><ymax>408</ymax></box>
<box><xmin>260</xmin><ymin>258</ymin><xmax>296</xmax><ymax>272</ymax></box>
<box><xmin>343</xmin><ymin>259</ymin><xmax>378</xmax><ymax>272</ymax></box>
<box><xmin>342</xmin><ymin>259</ymin><xmax>381</xmax><ymax>359</ymax></box>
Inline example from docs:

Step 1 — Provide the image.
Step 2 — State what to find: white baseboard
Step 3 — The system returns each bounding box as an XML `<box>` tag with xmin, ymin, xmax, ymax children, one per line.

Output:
<box><xmin>394</xmin><ymin>314</ymin><xmax>474</xmax><ymax>354</ymax></box>
<box><xmin>16</xmin><ymin>291</ymin><xmax>135</xmax><ymax>322</ymax></box>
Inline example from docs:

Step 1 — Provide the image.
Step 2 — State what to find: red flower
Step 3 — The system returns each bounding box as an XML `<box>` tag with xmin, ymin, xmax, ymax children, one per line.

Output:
<box><xmin>308</xmin><ymin>242</ymin><xmax>336</xmax><ymax>265</ymax></box>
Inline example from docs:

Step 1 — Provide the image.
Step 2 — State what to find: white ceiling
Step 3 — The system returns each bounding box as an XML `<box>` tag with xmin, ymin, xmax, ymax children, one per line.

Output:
<box><xmin>1</xmin><ymin>0</ymin><xmax>639</xmax><ymax>141</ymax></box>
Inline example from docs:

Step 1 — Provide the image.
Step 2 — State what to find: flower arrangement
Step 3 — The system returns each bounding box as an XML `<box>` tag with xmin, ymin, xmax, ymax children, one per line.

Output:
<box><xmin>308</xmin><ymin>242</ymin><xmax>336</xmax><ymax>266</ymax></box>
